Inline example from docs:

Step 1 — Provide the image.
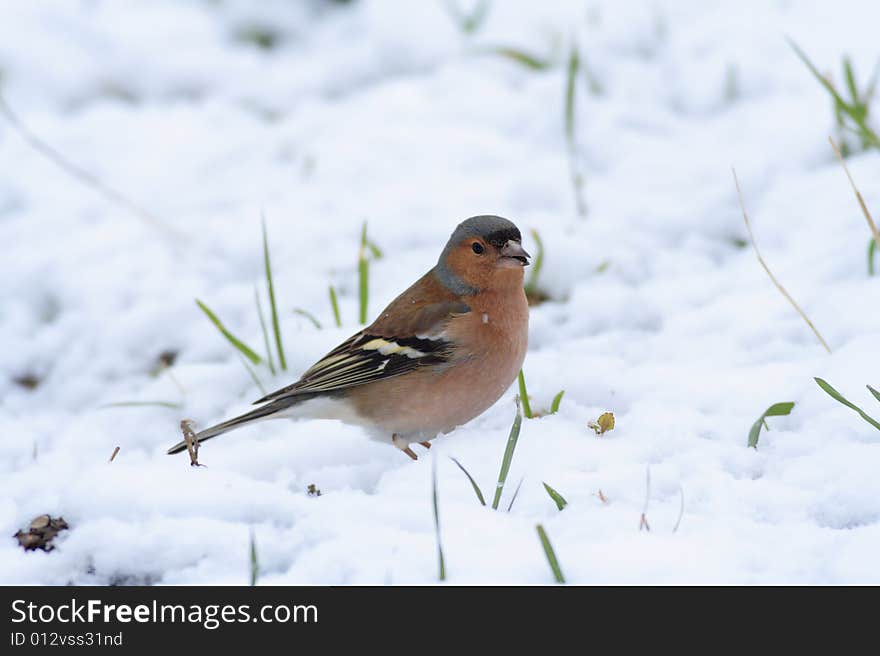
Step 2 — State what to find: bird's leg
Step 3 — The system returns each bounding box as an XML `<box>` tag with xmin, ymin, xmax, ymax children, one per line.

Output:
<box><xmin>419</xmin><ymin>441</ymin><xmax>432</xmax><ymax>449</ymax></box>
<box><xmin>392</xmin><ymin>433</ymin><xmax>418</xmax><ymax>461</ymax></box>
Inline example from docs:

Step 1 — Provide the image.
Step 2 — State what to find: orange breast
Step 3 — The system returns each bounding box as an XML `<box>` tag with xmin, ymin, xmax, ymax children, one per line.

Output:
<box><xmin>348</xmin><ymin>285</ymin><xmax>528</xmax><ymax>438</ymax></box>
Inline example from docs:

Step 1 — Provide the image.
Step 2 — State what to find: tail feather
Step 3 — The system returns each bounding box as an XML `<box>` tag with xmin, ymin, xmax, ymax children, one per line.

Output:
<box><xmin>166</xmin><ymin>397</ymin><xmax>303</xmax><ymax>455</ymax></box>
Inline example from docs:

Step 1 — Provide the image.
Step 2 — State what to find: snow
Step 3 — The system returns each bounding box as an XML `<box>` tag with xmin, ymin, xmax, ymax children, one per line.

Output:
<box><xmin>2</xmin><ymin>0</ymin><xmax>879</xmax><ymax>584</ymax></box>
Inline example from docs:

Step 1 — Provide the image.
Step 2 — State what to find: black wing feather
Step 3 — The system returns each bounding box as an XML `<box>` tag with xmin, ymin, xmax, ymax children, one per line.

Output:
<box><xmin>252</xmin><ymin>333</ymin><xmax>454</xmax><ymax>404</ymax></box>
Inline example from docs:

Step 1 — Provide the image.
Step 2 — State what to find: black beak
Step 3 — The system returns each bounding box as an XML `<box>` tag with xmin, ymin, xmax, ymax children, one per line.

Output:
<box><xmin>501</xmin><ymin>240</ymin><xmax>531</xmax><ymax>266</ymax></box>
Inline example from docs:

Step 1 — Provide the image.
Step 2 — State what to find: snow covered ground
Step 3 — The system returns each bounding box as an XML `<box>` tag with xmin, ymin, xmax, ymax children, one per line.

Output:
<box><xmin>2</xmin><ymin>0</ymin><xmax>879</xmax><ymax>585</ymax></box>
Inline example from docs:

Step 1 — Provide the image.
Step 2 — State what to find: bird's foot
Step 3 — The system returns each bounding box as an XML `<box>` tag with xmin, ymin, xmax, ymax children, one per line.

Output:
<box><xmin>419</xmin><ymin>441</ymin><xmax>432</xmax><ymax>449</ymax></box>
<box><xmin>392</xmin><ymin>433</ymin><xmax>419</xmax><ymax>461</ymax></box>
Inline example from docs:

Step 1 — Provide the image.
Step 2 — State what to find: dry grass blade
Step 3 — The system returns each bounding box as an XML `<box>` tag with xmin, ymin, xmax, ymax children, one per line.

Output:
<box><xmin>673</xmin><ymin>486</ymin><xmax>684</xmax><ymax>533</ymax></box>
<box><xmin>829</xmin><ymin>137</ymin><xmax>880</xmax><ymax>262</ymax></box>
<box><xmin>0</xmin><ymin>94</ymin><xmax>181</xmax><ymax>239</ymax></box>
<box><xmin>293</xmin><ymin>308</ymin><xmax>322</xmax><ymax>330</ymax></box>
<box><xmin>506</xmin><ymin>476</ymin><xmax>525</xmax><ymax>512</ymax></box>
<box><xmin>732</xmin><ymin>169</ymin><xmax>832</xmax><ymax>354</ymax></box>
<box><xmin>639</xmin><ymin>466</ymin><xmax>651</xmax><ymax>532</ymax></box>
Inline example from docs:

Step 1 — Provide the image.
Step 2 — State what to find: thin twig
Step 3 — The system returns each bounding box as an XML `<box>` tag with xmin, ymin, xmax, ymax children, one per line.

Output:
<box><xmin>506</xmin><ymin>476</ymin><xmax>525</xmax><ymax>512</ymax></box>
<box><xmin>109</xmin><ymin>446</ymin><xmax>120</xmax><ymax>463</ymax></box>
<box><xmin>180</xmin><ymin>419</ymin><xmax>203</xmax><ymax>467</ymax></box>
<box><xmin>829</xmin><ymin>137</ymin><xmax>880</xmax><ymax>253</ymax></box>
<box><xmin>164</xmin><ymin>369</ymin><xmax>186</xmax><ymax>396</ymax></box>
<box><xmin>732</xmin><ymin>168</ymin><xmax>832</xmax><ymax>354</ymax></box>
<box><xmin>0</xmin><ymin>94</ymin><xmax>181</xmax><ymax>239</ymax></box>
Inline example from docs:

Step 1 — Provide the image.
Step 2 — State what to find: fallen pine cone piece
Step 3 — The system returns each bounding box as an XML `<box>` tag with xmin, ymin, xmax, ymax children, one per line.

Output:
<box><xmin>14</xmin><ymin>514</ymin><xmax>69</xmax><ymax>552</ymax></box>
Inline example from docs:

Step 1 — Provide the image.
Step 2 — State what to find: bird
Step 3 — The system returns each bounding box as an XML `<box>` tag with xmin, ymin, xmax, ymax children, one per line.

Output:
<box><xmin>167</xmin><ymin>215</ymin><xmax>530</xmax><ymax>460</ymax></box>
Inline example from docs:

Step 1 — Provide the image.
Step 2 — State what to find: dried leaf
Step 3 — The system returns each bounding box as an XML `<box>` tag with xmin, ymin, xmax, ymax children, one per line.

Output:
<box><xmin>588</xmin><ymin>411</ymin><xmax>615</xmax><ymax>435</ymax></box>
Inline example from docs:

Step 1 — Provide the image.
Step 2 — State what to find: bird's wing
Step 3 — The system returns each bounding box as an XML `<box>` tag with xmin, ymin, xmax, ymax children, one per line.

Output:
<box><xmin>252</xmin><ymin>299</ymin><xmax>470</xmax><ymax>404</ymax></box>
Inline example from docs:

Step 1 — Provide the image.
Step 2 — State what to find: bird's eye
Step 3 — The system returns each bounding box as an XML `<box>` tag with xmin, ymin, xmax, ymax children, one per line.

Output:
<box><xmin>471</xmin><ymin>242</ymin><xmax>484</xmax><ymax>254</ymax></box>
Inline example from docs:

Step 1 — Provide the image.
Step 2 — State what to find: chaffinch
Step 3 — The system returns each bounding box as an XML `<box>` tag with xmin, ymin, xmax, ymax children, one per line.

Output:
<box><xmin>168</xmin><ymin>215</ymin><xmax>530</xmax><ymax>460</ymax></box>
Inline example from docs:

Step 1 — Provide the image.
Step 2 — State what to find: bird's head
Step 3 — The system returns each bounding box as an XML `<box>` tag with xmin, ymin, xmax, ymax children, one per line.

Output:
<box><xmin>434</xmin><ymin>215</ymin><xmax>530</xmax><ymax>295</ymax></box>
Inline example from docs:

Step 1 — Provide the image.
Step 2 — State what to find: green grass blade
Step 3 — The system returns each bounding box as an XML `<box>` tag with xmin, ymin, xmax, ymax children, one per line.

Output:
<box><xmin>747</xmin><ymin>417</ymin><xmax>763</xmax><ymax>449</ymax></box>
<box><xmin>550</xmin><ymin>390</ymin><xmax>565</xmax><ymax>414</ymax></box>
<box><xmin>788</xmin><ymin>38</ymin><xmax>848</xmax><ymax>107</ymax></box>
<box><xmin>254</xmin><ymin>286</ymin><xmax>276</xmax><ymax>375</ymax></box>
<box><xmin>524</xmin><ymin>228</ymin><xmax>545</xmax><ymax>297</ymax></box>
<box><xmin>517</xmin><ymin>369</ymin><xmax>533</xmax><ymax>419</ymax></box>
<box><xmin>843</xmin><ymin>56</ymin><xmax>859</xmax><ymax>103</ymax></box>
<box><xmin>564</xmin><ymin>44</ymin><xmax>580</xmax><ymax>144</ymax></box>
<box><xmin>358</xmin><ymin>257</ymin><xmax>369</xmax><ymax>325</ymax></box>
<box><xmin>748</xmin><ymin>401</ymin><xmax>795</xmax><ymax>448</ymax></box>
<box><xmin>867</xmin><ymin>57</ymin><xmax>880</xmax><ymax>100</ymax></box>
<box><xmin>788</xmin><ymin>39</ymin><xmax>880</xmax><ymax>150</ymax></box>
<box><xmin>542</xmin><ymin>482</ymin><xmax>568</xmax><ymax>510</ymax></box>
<box><xmin>238</xmin><ymin>354</ymin><xmax>267</xmax><ymax>396</ymax></box>
<box><xmin>366</xmin><ymin>239</ymin><xmax>383</xmax><ymax>260</ymax></box>
<box><xmin>565</xmin><ymin>42</ymin><xmax>588</xmax><ymax>217</ymax></box>
<box><xmin>815</xmin><ymin>378</ymin><xmax>880</xmax><ymax>431</ymax></box>
<box><xmin>869</xmin><ymin>238</ymin><xmax>877</xmax><ymax>276</ymax></box>
<box><xmin>195</xmin><ymin>299</ymin><xmax>262</xmax><ymax>365</ymax></box>
<box><xmin>815</xmin><ymin>377</ymin><xmax>854</xmax><ymax>407</ymax></box>
<box><xmin>536</xmin><ymin>524</ymin><xmax>565</xmax><ymax>584</ymax></box>
<box><xmin>328</xmin><ymin>285</ymin><xmax>342</xmax><ymax>328</ymax></box>
<box><xmin>293</xmin><ymin>308</ymin><xmax>322</xmax><ymax>330</ymax></box>
<box><xmin>487</xmin><ymin>46</ymin><xmax>551</xmax><ymax>70</ymax></box>
<box><xmin>867</xmin><ymin>385</ymin><xmax>880</xmax><ymax>404</ymax></box>
<box><xmin>432</xmin><ymin>458</ymin><xmax>446</xmax><ymax>582</ymax></box>
<box><xmin>449</xmin><ymin>0</ymin><xmax>490</xmax><ymax>34</ymax></box>
<box><xmin>262</xmin><ymin>217</ymin><xmax>286</xmax><ymax>371</ymax></box>
<box><xmin>358</xmin><ymin>221</ymin><xmax>372</xmax><ymax>325</ymax></box>
<box><xmin>492</xmin><ymin>398</ymin><xmax>523</xmax><ymax>510</ymax></box>
<box><xmin>449</xmin><ymin>457</ymin><xmax>486</xmax><ymax>506</ymax></box>
<box><xmin>249</xmin><ymin>529</ymin><xmax>259</xmax><ymax>586</ymax></box>
<box><xmin>765</xmin><ymin>402</ymin><xmax>795</xmax><ymax>417</ymax></box>
<box><xmin>100</xmin><ymin>401</ymin><xmax>182</xmax><ymax>409</ymax></box>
